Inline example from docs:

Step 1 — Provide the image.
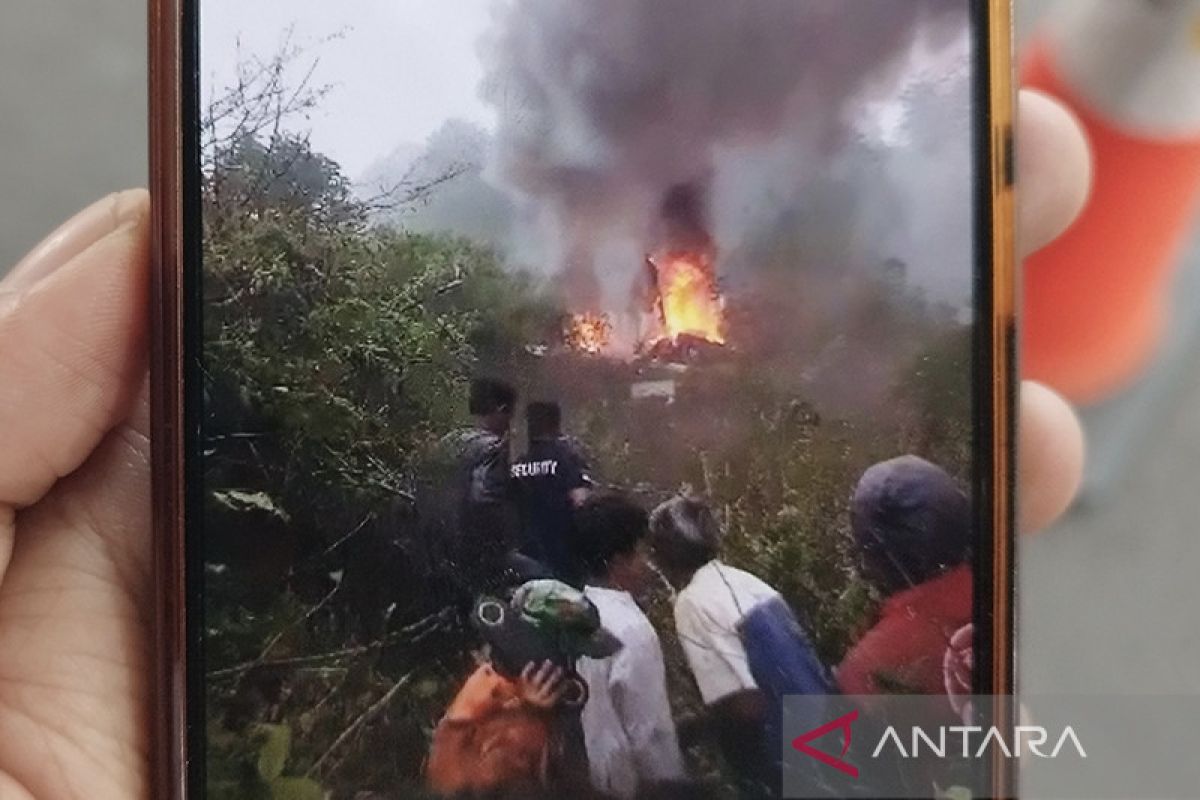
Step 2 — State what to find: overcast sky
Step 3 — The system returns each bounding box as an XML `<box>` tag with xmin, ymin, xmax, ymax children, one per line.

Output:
<box><xmin>198</xmin><ymin>0</ymin><xmax>952</xmax><ymax>179</ymax></box>
<box><xmin>201</xmin><ymin>0</ymin><xmax>497</xmax><ymax>176</ymax></box>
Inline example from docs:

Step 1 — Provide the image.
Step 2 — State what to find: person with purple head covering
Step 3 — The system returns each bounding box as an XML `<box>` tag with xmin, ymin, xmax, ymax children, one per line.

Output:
<box><xmin>836</xmin><ymin>455</ymin><xmax>973</xmax><ymax>698</ymax></box>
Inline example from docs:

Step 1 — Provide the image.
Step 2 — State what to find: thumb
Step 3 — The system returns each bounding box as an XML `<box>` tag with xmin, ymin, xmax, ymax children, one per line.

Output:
<box><xmin>0</xmin><ymin>190</ymin><xmax>150</xmax><ymax>510</ymax></box>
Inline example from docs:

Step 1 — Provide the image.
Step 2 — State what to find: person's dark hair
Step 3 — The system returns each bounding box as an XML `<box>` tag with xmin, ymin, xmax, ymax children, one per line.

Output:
<box><xmin>647</xmin><ymin>495</ymin><xmax>721</xmax><ymax>576</ymax></box>
<box><xmin>468</xmin><ymin>377</ymin><xmax>517</xmax><ymax>416</ymax></box>
<box><xmin>573</xmin><ymin>492</ymin><xmax>648</xmax><ymax>579</ymax></box>
<box><xmin>850</xmin><ymin>455</ymin><xmax>971</xmax><ymax>595</ymax></box>
<box><xmin>526</xmin><ymin>401</ymin><xmax>562</xmax><ymax>439</ymax></box>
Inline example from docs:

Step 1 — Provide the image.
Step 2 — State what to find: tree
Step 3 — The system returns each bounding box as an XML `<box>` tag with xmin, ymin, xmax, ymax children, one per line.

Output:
<box><xmin>198</xmin><ymin>40</ymin><xmax>563</xmax><ymax>798</ymax></box>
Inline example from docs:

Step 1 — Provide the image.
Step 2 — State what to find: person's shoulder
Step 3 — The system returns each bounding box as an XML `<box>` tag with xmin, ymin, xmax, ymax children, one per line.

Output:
<box><xmin>586</xmin><ymin>587</ymin><xmax>649</xmax><ymax>635</ymax></box>
<box><xmin>712</xmin><ymin>561</ymin><xmax>780</xmax><ymax>600</ymax></box>
<box><xmin>677</xmin><ymin>562</ymin><xmax>779</xmax><ymax>627</ymax></box>
<box><xmin>443</xmin><ymin>426</ymin><xmax>499</xmax><ymax>451</ymax></box>
<box><xmin>468</xmin><ymin>429</ymin><xmax>507</xmax><ymax>457</ymax></box>
<box><xmin>433</xmin><ymin>428</ymin><xmax>467</xmax><ymax>454</ymax></box>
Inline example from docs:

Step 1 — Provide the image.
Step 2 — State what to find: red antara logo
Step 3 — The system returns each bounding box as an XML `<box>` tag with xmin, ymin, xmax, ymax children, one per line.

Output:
<box><xmin>791</xmin><ymin>709</ymin><xmax>860</xmax><ymax>778</ymax></box>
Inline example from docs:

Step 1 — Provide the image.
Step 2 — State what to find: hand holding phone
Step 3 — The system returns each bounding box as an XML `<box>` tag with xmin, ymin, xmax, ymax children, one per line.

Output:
<box><xmin>0</xmin><ymin>2</ymin><xmax>1090</xmax><ymax>799</ymax></box>
<box><xmin>0</xmin><ymin>97</ymin><xmax>1083</xmax><ymax>800</ymax></box>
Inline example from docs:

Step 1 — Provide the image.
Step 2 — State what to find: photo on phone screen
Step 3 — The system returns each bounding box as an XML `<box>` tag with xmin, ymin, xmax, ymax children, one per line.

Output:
<box><xmin>192</xmin><ymin>1</ymin><xmax>1001</xmax><ymax>798</ymax></box>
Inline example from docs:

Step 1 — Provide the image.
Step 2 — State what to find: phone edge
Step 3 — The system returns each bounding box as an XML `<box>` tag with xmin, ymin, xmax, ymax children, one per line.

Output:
<box><xmin>984</xmin><ymin>1</ymin><xmax>1018</xmax><ymax>798</ymax></box>
<box><xmin>147</xmin><ymin>1</ymin><xmax>1020</xmax><ymax>797</ymax></box>
<box><xmin>149</xmin><ymin>0</ymin><xmax>188</xmax><ymax>796</ymax></box>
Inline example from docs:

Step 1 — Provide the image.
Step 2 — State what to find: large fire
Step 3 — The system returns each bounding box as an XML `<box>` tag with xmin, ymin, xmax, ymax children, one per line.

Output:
<box><xmin>564</xmin><ymin>312</ymin><xmax>613</xmax><ymax>354</ymax></box>
<box><xmin>560</xmin><ymin>250</ymin><xmax>727</xmax><ymax>358</ymax></box>
<box><xmin>648</xmin><ymin>250</ymin><xmax>726</xmax><ymax>346</ymax></box>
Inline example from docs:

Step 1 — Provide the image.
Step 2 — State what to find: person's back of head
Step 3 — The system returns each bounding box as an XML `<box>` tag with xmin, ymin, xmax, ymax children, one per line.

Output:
<box><xmin>469</xmin><ymin>377</ymin><xmax>517</xmax><ymax>428</ymax></box>
<box><xmin>647</xmin><ymin>495</ymin><xmax>721</xmax><ymax>584</ymax></box>
<box><xmin>525</xmin><ymin>401</ymin><xmax>563</xmax><ymax>441</ymax></box>
<box><xmin>850</xmin><ymin>455</ymin><xmax>971</xmax><ymax>596</ymax></box>
<box><xmin>573</xmin><ymin>492</ymin><xmax>648</xmax><ymax>585</ymax></box>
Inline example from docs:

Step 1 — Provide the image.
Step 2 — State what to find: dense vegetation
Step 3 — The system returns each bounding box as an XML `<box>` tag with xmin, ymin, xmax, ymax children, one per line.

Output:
<box><xmin>200</xmin><ymin>58</ymin><xmax>973</xmax><ymax>800</ymax></box>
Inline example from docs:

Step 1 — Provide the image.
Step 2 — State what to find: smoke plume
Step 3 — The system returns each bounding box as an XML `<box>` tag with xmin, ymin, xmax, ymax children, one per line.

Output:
<box><xmin>480</xmin><ymin>0</ymin><xmax>966</xmax><ymax>302</ymax></box>
<box><xmin>658</xmin><ymin>182</ymin><xmax>715</xmax><ymax>255</ymax></box>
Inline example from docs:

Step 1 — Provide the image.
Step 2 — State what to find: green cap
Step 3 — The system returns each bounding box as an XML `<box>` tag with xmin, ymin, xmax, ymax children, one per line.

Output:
<box><xmin>511</xmin><ymin>579</ymin><xmax>621</xmax><ymax>659</ymax></box>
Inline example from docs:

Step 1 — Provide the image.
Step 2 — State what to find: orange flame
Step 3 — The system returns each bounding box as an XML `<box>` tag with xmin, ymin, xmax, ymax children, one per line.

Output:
<box><xmin>564</xmin><ymin>312</ymin><xmax>613</xmax><ymax>354</ymax></box>
<box><xmin>650</xmin><ymin>251</ymin><xmax>726</xmax><ymax>345</ymax></box>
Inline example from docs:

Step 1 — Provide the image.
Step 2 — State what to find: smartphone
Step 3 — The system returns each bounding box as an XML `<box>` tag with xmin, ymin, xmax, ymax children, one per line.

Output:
<box><xmin>151</xmin><ymin>1</ymin><xmax>1016</xmax><ymax>797</ymax></box>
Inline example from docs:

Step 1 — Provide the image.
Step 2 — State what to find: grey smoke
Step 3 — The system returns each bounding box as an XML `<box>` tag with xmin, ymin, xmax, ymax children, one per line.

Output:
<box><xmin>479</xmin><ymin>0</ymin><xmax>970</xmax><ymax>301</ymax></box>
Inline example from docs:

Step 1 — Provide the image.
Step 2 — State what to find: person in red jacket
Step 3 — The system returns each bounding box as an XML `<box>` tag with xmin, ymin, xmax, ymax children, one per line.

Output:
<box><xmin>836</xmin><ymin>456</ymin><xmax>972</xmax><ymax>700</ymax></box>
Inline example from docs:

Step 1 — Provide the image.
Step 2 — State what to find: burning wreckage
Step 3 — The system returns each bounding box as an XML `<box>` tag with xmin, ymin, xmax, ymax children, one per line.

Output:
<box><xmin>544</xmin><ymin>185</ymin><xmax>735</xmax><ymax>403</ymax></box>
<box><xmin>559</xmin><ymin>259</ymin><xmax>729</xmax><ymax>406</ymax></box>
<box><xmin>563</xmin><ymin>249</ymin><xmax>728</xmax><ymax>361</ymax></box>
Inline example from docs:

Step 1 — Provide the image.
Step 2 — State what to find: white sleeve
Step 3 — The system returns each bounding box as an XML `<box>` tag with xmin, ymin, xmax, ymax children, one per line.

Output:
<box><xmin>610</xmin><ymin>625</ymin><xmax>686</xmax><ymax>784</ymax></box>
<box><xmin>674</xmin><ymin>594</ymin><xmax>757</xmax><ymax>706</ymax></box>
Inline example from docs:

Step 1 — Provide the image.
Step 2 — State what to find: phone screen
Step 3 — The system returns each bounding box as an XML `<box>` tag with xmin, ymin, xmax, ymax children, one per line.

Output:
<box><xmin>188</xmin><ymin>1</ymin><xmax>1007</xmax><ymax>798</ymax></box>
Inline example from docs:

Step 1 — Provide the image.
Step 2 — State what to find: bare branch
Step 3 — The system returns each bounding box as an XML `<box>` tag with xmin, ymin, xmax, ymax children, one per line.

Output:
<box><xmin>358</xmin><ymin>161</ymin><xmax>472</xmax><ymax>215</ymax></box>
<box><xmin>206</xmin><ymin>605</ymin><xmax>457</xmax><ymax>681</ymax></box>
<box><xmin>308</xmin><ymin>671</ymin><xmax>416</xmax><ymax>778</ymax></box>
<box><xmin>254</xmin><ymin>580</ymin><xmax>343</xmax><ymax>666</ymax></box>
<box><xmin>201</xmin><ymin>26</ymin><xmax>335</xmax><ymax>174</ymax></box>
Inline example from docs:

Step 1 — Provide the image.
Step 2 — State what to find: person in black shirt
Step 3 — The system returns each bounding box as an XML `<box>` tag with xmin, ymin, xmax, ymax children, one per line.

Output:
<box><xmin>420</xmin><ymin>377</ymin><xmax>520</xmax><ymax>600</ymax></box>
<box><xmin>511</xmin><ymin>401</ymin><xmax>593</xmax><ymax>583</ymax></box>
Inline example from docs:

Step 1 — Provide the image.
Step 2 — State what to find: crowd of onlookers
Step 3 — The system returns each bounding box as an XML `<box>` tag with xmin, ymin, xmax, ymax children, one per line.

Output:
<box><xmin>420</xmin><ymin>379</ymin><xmax>974</xmax><ymax>799</ymax></box>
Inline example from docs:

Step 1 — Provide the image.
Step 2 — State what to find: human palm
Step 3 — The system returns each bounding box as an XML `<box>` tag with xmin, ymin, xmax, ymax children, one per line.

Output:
<box><xmin>0</xmin><ymin>90</ymin><xmax>1089</xmax><ymax>799</ymax></box>
<box><xmin>0</xmin><ymin>192</ymin><xmax>151</xmax><ymax>798</ymax></box>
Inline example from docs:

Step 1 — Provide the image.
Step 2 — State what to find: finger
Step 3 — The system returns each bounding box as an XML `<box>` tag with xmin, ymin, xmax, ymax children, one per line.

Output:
<box><xmin>0</xmin><ymin>190</ymin><xmax>150</xmax><ymax>510</ymax></box>
<box><xmin>1014</xmin><ymin>92</ymin><xmax>1089</xmax><ymax>532</ymax></box>
<box><xmin>520</xmin><ymin>662</ymin><xmax>536</xmax><ymax>682</ymax></box>
<box><xmin>3</xmin><ymin>192</ymin><xmax>146</xmax><ymax>293</ymax></box>
<box><xmin>1017</xmin><ymin>381</ymin><xmax>1085</xmax><ymax>535</ymax></box>
<box><xmin>1017</xmin><ymin>89</ymin><xmax>1093</xmax><ymax>259</ymax></box>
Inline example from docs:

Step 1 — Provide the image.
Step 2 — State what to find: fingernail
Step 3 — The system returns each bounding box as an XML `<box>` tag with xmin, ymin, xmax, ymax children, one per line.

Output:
<box><xmin>3</xmin><ymin>189</ymin><xmax>147</xmax><ymax>290</ymax></box>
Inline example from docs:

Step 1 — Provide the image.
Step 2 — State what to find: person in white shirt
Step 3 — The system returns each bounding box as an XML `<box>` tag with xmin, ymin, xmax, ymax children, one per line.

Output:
<box><xmin>648</xmin><ymin>495</ymin><xmax>830</xmax><ymax>799</ymax></box>
<box><xmin>572</xmin><ymin>493</ymin><xmax>689</xmax><ymax>799</ymax></box>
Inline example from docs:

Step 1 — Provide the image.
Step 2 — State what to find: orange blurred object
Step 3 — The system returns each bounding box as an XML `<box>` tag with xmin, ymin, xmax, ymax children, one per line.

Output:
<box><xmin>1021</xmin><ymin>2</ymin><xmax>1200</xmax><ymax>405</ymax></box>
<box><xmin>426</xmin><ymin>664</ymin><xmax>552</xmax><ymax>795</ymax></box>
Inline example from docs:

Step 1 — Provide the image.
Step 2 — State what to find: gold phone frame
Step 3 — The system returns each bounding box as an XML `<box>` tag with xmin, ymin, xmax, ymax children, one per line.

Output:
<box><xmin>148</xmin><ymin>1</ymin><xmax>1017</xmax><ymax>796</ymax></box>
